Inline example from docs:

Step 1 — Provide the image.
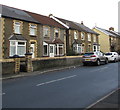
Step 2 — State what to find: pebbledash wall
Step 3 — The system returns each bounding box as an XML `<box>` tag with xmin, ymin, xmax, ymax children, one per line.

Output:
<box><xmin>2</xmin><ymin>56</ymin><xmax>83</xmax><ymax>75</ymax></box>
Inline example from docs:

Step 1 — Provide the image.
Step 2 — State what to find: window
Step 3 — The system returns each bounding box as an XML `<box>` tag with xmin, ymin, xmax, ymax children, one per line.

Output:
<box><xmin>81</xmin><ymin>32</ymin><xmax>85</xmax><ymax>40</ymax></box>
<box><xmin>73</xmin><ymin>44</ymin><xmax>81</xmax><ymax>53</ymax></box>
<box><xmin>81</xmin><ymin>44</ymin><xmax>85</xmax><ymax>53</ymax></box>
<box><xmin>43</xmin><ymin>27</ymin><xmax>49</xmax><ymax>37</ymax></box>
<box><xmin>10</xmin><ymin>41</ymin><xmax>26</xmax><ymax>56</ymax></box>
<box><xmin>93</xmin><ymin>45</ymin><xmax>97</xmax><ymax>52</ymax></box>
<box><xmin>88</xmin><ymin>45</ymin><xmax>91</xmax><ymax>52</ymax></box>
<box><xmin>29</xmin><ymin>24</ymin><xmax>37</xmax><ymax>36</ymax></box>
<box><xmin>74</xmin><ymin>31</ymin><xmax>78</xmax><ymax>39</ymax></box>
<box><xmin>88</xmin><ymin>33</ymin><xmax>91</xmax><ymax>41</ymax></box>
<box><xmin>43</xmin><ymin>42</ymin><xmax>48</xmax><ymax>56</ymax></box>
<box><xmin>55</xmin><ymin>44</ymin><xmax>64</xmax><ymax>56</ymax></box>
<box><xmin>93</xmin><ymin>35</ymin><xmax>96</xmax><ymax>42</ymax></box>
<box><xmin>14</xmin><ymin>21</ymin><xmax>22</xmax><ymax>34</ymax></box>
<box><xmin>54</xmin><ymin>29</ymin><xmax>59</xmax><ymax>38</ymax></box>
<box><xmin>43</xmin><ymin>45</ymin><xmax>48</xmax><ymax>56</ymax></box>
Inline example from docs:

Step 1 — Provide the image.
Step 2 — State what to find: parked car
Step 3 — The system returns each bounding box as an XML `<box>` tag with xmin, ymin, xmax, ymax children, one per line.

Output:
<box><xmin>104</xmin><ymin>52</ymin><xmax>119</xmax><ymax>62</ymax></box>
<box><xmin>82</xmin><ymin>52</ymin><xmax>108</xmax><ymax>66</ymax></box>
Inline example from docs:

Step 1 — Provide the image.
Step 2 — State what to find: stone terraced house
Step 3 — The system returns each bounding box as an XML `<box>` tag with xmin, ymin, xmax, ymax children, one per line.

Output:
<box><xmin>0</xmin><ymin>4</ymin><xmax>66</xmax><ymax>60</ymax></box>
<box><xmin>50</xmin><ymin>15</ymin><xmax>100</xmax><ymax>55</ymax></box>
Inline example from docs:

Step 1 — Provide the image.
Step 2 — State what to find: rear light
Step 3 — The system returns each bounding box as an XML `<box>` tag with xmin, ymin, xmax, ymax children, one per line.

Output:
<box><xmin>90</xmin><ymin>55</ymin><xmax>96</xmax><ymax>57</ymax></box>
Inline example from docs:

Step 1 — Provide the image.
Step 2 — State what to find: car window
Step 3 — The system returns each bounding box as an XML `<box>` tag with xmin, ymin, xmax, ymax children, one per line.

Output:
<box><xmin>105</xmin><ymin>53</ymin><xmax>112</xmax><ymax>55</ymax></box>
<box><xmin>84</xmin><ymin>53</ymin><xmax>94</xmax><ymax>56</ymax></box>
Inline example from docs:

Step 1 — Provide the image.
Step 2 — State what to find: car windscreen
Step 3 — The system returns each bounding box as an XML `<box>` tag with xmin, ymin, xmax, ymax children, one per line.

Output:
<box><xmin>84</xmin><ymin>53</ymin><xmax>94</xmax><ymax>56</ymax></box>
<box><xmin>105</xmin><ymin>53</ymin><xmax>112</xmax><ymax>55</ymax></box>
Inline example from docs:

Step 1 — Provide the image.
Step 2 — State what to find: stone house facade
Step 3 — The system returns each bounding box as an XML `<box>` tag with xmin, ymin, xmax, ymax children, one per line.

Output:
<box><xmin>50</xmin><ymin>15</ymin><xmax>100</xmax><ymax>55</ymax></box>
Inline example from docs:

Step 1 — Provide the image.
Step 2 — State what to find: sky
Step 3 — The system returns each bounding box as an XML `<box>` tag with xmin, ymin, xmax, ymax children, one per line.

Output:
<box><xmin>0</xmin><ymin>0</ymin><xmax>119</xmax><ymax>31</ymax></box>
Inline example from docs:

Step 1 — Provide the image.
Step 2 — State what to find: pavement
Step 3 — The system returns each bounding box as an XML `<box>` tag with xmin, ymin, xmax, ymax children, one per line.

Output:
<box><xmin>87</xmin><ymin>88</ymin><xmax>120</xmax><ymax>109</ymax></box>
<box><xmin>2</xmin><ymin>62</ymin><xmax>119</xmax><ymax>109</ymax></box>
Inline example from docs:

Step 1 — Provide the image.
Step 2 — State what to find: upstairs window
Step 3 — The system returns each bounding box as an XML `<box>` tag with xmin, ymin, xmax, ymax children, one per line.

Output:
<box><xmin>29</xmin><ymin>24</ymin><xmax>37</xmax><ymax>36</ymax></box>
<box><xmin>93</xmin><ymin>35</ymin><xmax>96</xmax><ymax>42</ymax></box>
<box><xmin>43</xmin><ymin>26</ymin><xmax>49</xmax><ymax>37</ymax></box>
<box><xmin>74</xmin><ymin>31</ymin><xmax>78</xmax><ymax>39</ymax></box>
<box><xmin>14</xmin><ymin>21</ymin><xmax>22</xmax><ymax>34</ymax></box>
<box><xmin>54</xmin><ymin>29</ymin><xmax>59</xmax><ymax>38</ymax></box>
<box><xmin>88</xmin><ymin>33</ymin><xmax>91</xmax><ymax>41</ymax></box>
<box><xmin>81</xmin><ymin>32</ymin><xmax>85</xmax><ymax>40</ymax></box>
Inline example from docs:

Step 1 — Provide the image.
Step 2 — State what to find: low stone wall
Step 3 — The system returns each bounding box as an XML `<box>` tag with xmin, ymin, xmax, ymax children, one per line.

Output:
<box><xmin>32</xmin><ymin>56</ymin><xmax>83</xmax><ymax>71</ymax></box>
<box><xmin>1</xmin><ymin>56</ymin><xmax>83</xmax><ymax>75</ymax></box>
<box><xmin>2</xmin><ymin>62</ymin><xmax>15</xmax><ymax>75</ymax></box>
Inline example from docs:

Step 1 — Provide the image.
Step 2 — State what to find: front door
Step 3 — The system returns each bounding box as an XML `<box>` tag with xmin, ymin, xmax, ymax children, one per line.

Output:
<box><xmin>30</xmin><ymin>43</ymin><xmax>35</xmax><ymax>58</ymax></box>
<box><xmin>49</xmin><ymin>44</ymin><xmax>54</xmax><ymax>57</ymax></box>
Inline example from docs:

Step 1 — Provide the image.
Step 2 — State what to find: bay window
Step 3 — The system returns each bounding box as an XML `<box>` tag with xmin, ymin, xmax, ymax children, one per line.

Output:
<box><xmin>10</xmin><ymin>40</ymin><xmax>26</xmax><ymax>56</ymax></box>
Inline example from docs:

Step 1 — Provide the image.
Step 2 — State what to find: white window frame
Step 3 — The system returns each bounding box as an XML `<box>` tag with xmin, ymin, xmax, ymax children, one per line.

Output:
<box><xmin>93</xmin><ymin>35</ymin><xmax>96</xmax><ymax>42</ymax></box>
<box><xmin>54</xmin><ymin>29</ymin><xmax>59</xmax><ymax>38</ymax></box>
<box><xmin>88</xmin><ymin>33</ymin><xmax>91</xmax><ymax>41</ymax></box>
<box><xmin>93</xmin><ymin>45</ymin><xmax>97</xmax><ymax>52</ymax></box>
<box><xmin>14</xmin><ymin>21</ymin><xmax>21</xmax><ymax>34</ymax></box>
<box><xmin>43</xmin><ymin>27</ymin><xmax>49</xmax><ymax>37</ymax></box>
<box><xmin>9</xmin><ymin>40</ymin><xmax>26</xmax><ymax>57</ymax></box>
<box><xmin>74</xmin><ymin>31</ymin><xmax>78</xmax><ymax>39</ymax></box>
<box><xmin>81</xmin><ymin>32</ymin><xmax>85</xmax><ymax>40</ymax></box>
<box><xmin>29</xmin><ymin>24</ymin><xmax>37</xmax><ymax>36</ymax></box>
<box><xmin>73</xmin><ymin>44</ymin><xmax>82</xmax><ymax>53</ymax></box>
<box><xmin>43</xmin><ymin>42</ymin><xmax>48</xmax><ymax>56</ymax></box>
<box><xmin>56</xmin><ymin>44</ymin><xmax>64</xmax><ymax>56</ymax></box>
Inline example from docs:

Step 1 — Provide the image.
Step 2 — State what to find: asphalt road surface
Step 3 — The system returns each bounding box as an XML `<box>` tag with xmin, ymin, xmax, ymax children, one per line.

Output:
<box><xmin>2</xmin><ymin>62</ymin><xmax>119</xmax><ymax>108</ymax></box>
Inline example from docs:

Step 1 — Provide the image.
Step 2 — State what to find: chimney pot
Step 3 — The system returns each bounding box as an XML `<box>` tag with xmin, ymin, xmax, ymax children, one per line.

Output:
<box><xmin>109</xmin><ymin>27</ymin><xmax>114</xmax><ymax>31</ymax></box>
<box><xmin>81</xmin><ymin>21</ymin><xmax>84</xmax><ymax>25</ymax></box>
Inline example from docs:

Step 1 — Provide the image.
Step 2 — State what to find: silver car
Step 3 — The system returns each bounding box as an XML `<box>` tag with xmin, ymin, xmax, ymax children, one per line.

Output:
<box><xmin>82</xmin><ymin>52</ymin><xmax>108</xmax><ymax>66</ymax></box>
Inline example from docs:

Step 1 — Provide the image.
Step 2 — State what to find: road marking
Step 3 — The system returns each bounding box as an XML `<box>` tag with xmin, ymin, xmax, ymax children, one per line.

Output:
<box><xmin>0</xmin><ymin>93</ymin><xmax>5</xmax><ymax>95</ymax></box>
<box><xmin>90</xmin><ymin>66</ymin><xmax>108</xmax><ymax>72</ymax></box>
<box><xmin>36</xmin><ymin>75</ymin><xmax>77</xmax><ymax>86</ymax></box>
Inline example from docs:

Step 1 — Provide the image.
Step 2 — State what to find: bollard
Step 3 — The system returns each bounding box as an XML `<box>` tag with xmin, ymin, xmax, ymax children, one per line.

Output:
<box><xmin>25</xmin><ymin>53</ymin><xmax>33</xmax><ymax>72</ymax></box>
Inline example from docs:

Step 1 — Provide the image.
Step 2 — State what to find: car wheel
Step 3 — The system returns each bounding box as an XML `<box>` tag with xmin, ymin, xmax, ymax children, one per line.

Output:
<box><xmin>96</xmin><ymin>59</ymin><xmax>100</xmax><ymax>66</ymax></box>
<box><xmin>114</xmin><ymin>58</ymin><xmax>116</xmax><ymax>63</ymax></box>
<box><xmin>105</xmin><ymin>59</ymin><xmax>108</xmax><ymax>64</ymax></box>
<box><xmin>83</xmin><ymin>62</ymin><xmax>87</xmax><ymax>66</ymax></box>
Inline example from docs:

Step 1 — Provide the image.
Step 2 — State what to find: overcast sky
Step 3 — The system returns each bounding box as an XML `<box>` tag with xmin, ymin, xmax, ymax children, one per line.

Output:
<box><xmin>0</xmin><ymin>0</ymin><xmax>119</xmax><ymax>31</ymax></box>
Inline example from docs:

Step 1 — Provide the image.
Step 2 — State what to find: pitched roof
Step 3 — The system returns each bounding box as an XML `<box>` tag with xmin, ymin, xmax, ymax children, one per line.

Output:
<box><xmin>0</xmin><ymin>4</ymin><xmax>39</xmax><ymax>23</ymax></box>
<box><xmin>107</xmin><ymin>30</ymin><xmax>120</xmax><ymax>37</ymax></box>
<box><xmin>25</xmin><ymin>11</ymin><xmax>66</xmax><ymax>29</ymax></box>
<box><xmin>74</xmin><ymin>22</ymin><xmax>99</xmax><ymax>35</ymax></box>
<box><xmin>9</xmin><ymin>34</ymin><xmax>27</xmax><ymax>41</ymax></box>
<box><xmin>44</xmin><ymin>38</ymin><xmax>64</xmax><ymax>44</ymax></box>
<box><xmin>94</xmin><ymin>27</ymin><xmax>117</xmax><ymax>37</ymax></box>
<box><xmin>55</xmin><ymin>17</ymin><xmax>99</xmax><ymax>35</ymax></box>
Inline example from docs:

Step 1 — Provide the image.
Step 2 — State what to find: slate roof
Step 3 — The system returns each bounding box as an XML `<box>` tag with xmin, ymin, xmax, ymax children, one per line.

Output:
<box><xmin>9</xmin><ymin>34</ymin><xmax>27</xmax><ymax>41</ymax></box>
<box><xmin>106</xmin><ymin>30</ymin><xmax>120</xmax><ymax>37</ymax></box>
<box><xmin>55</xmin><ymin>17</ymin><xmax>99</xmax><ymax>35</ymax></box>
<box><xmin>0</xmin><ymin>4</ymin><xmax>39</xmax><ymax>23</ymax></box>
<box><xmin>26</xmin><ymin>11</ymin><xmax>66</xmax><ymax>29</ymax></box>
<box><xmin>44</xmin><ymin>38</ymin><xmax>64</xmax><ymax>44</ymax></box>
<box><xmin>94</xmin><ymin>27</ymin><xmax>116</xmax><ymax>37</ymax></box>
<box><xmin>72</xmin><ymin>39</ymin><xmax>82</xmax><ymax>44</ymax></box>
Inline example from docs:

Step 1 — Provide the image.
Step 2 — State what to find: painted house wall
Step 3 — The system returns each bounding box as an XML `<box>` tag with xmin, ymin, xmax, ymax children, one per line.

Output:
<box><xmin>93</xmin><ymin>28</ymin><xmax>110</xmax><ymax>53</ymax></box>
<box><xmin>2</xmin><ymin>17</ymin><xmax>41</xmax><ymax>59</ymax></box>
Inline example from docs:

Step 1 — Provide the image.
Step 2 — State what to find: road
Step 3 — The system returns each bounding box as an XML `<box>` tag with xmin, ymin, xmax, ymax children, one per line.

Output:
<box><xmin>2</xmin><ymin>62</ymin><xmax>119</xmax><ymax>108</ymax></box>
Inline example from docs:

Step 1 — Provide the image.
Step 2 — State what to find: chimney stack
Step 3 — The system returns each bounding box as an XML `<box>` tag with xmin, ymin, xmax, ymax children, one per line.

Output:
<box><xmin>49</xmin><ymin>14</ymin><xmax>53</xmax><ymax>18</ymax></box>
<box><xmin>81</xmin><ymin>21</ymin><xmax>84</xmax><ymax>25</ymax></box>
<box><xmin>109</xmin><ymin>27</ymin><xmax>114</xmax><ymax>31</ymax></box>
